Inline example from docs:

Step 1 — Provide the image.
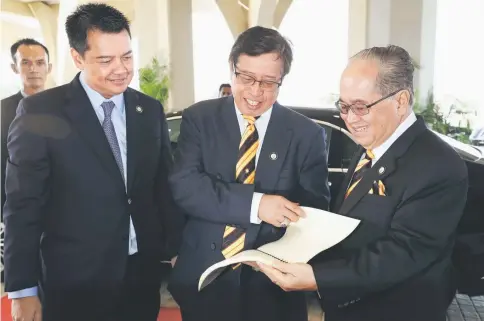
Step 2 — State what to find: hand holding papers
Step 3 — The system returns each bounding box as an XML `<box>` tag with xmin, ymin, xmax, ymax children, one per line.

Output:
<box><xmin>198</xmin><ymin>207</ymin><xmax>360</xmax><ymax>291</ymax></box>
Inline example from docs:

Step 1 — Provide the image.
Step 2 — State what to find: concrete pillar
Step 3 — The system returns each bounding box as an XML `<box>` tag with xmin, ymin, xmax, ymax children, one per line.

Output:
<box><xmin>349</xmin><ymin>0</ymin><xmax>438</xmax><ymax>102</ymax></box>
<box><xmin>132</xmin><ymin>0</ymin><xmax>194</xmax><ymax>112</ymax></box>
<box><xmin>216</xmin><ymin>0</ymin><xmax>294</xmax><ymax>39</ymax></box>
<box><xmin>56</xmin><ymin>0</ymin><xmax>81</xmax><ymax>85</ymax></box>
<box><xmin>27</xmin><ymin>1</ymin><xmax>57</xmax><ymax>88</ymax></box>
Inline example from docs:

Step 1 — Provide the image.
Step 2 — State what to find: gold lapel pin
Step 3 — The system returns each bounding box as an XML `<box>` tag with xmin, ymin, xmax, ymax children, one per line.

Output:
<box><xmin>136</xmin><ymin>106</ymin><xmax>143</xmax><ymax>113</ymax></box>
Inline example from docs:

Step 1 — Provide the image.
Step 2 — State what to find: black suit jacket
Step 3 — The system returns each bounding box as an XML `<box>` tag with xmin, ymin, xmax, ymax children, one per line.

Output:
<box><xmin>3</xmin><ymin>74</ymin><xmax>183</xmax><ymax>294</ymax></box>
<box><xmin>168</xmin><ymin>97</ymin><xmax>330</xmax><ymax>321</ymax></box>
<box><xmin>1</xmin><ymin>91</ymin><xmax>23</xmax><ymax>214</ymax></box>
<box><xmin>312</xmin><ymin>117</ymin><xmax>468</xmax><ymax>321</ymax></box>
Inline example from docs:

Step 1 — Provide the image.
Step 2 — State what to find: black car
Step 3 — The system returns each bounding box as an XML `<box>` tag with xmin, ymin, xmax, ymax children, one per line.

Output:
<box><xmin>166</xmin><ymin>106</ymin><xmax>484</xmax><ymax>297</ymax></box>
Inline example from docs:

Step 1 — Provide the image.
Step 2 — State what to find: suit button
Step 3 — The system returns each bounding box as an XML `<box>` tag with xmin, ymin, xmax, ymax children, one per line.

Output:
<box><xmin>127</xmin><ymin>198</ymin><xmax>132</xmax><ymax>205</ymax></box>
<box><xmin>210</xmin><ymin>243</ymin><xmax>216</xmax><ymax>250</ymax></box>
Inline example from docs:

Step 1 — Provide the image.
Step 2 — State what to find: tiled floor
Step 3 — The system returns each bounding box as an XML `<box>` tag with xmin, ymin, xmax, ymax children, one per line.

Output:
<box><xmin>446</xmin><ymin>294</ymin><xmax>484</xmax><ymax>321</ymax></box>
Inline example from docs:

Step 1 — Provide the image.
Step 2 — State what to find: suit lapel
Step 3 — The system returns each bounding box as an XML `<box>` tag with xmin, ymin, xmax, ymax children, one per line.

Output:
<box><xmin>245</xmin><ymin>103</ymin><xmax>293</xmax><ymax>247</ymax></box>
<box><xmin>254</xmin><ymin>104</ymin><xmax>293</xmax><ymax>191</ymax></box>
<box><xmin>125</xmin><ymin>88</ymin><xmax>143</xmax><ymax>194</ymax></box>
<box><xmin>338</xmin><ymin>117</ymin><xmax>428</xmax><ymax>215</ymax></box>
<box><xmin>334</xmin><ymin>146</ymin><xmax>364</xmax><ymax>212</ymax></box>
<box><xmin>219</xmin><ymin>97</ymin><xmax>242</xmax><ymax>180</ymax></box>
<box><xmin>63</xmin><ymin>74</ymin><xmax>125</xmax><ymax>189</ymax></box>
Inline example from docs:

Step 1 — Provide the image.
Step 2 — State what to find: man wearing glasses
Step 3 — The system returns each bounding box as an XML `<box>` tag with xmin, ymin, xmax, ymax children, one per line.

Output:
<box><xmin>168</xmin><ymin>26</ymin><xmax>330</xmax><ymax>321</ymax></box>
<box><xmin>257</xmin><ymin>45</ymin><xmax>468</xmax><ymax>321</ymax></box>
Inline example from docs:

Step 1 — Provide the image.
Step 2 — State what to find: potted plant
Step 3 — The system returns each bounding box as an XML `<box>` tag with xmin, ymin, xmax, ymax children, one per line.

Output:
<box><xmin>139</xmin><ymin>57</ymin><xmax>170</xmax><ymax>106</ymax></box>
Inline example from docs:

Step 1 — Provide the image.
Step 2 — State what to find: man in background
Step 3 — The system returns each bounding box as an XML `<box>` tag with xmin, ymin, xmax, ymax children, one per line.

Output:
<box><xmin>1</xmin><ymin>38</ymin><xmax>51</xmax><ymax>212</ymax></box>
<box><xmin>218</xmin><ymin>83</ymin><xmax>232</xmax><ymax>97</ymax></box>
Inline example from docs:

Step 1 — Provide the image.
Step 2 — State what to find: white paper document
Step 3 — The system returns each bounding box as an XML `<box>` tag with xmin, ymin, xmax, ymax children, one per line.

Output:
<box><xmin>198</xmin><ymin>207</ymin><xmax>360</xmax><ymax>291</ymax></box>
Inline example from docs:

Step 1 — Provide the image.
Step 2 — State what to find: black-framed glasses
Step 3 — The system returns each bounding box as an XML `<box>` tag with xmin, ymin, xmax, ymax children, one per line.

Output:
<box><xmin>233</xmin><ymin>64</ymin><xmax>282</xmax><ymax>92</ymax></box>
<box><xmin>335</xmin><ymin>89</ymin><xmax>404</xmax><ymax>116</ymax></box>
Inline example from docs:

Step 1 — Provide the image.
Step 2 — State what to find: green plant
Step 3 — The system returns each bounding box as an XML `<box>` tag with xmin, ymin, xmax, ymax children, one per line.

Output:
<box><xmin>139</xmin><ymin>57</ymin><xmax>170</xmax><ymax>105</ymax></box>
<box><xmin>414</xmin><ymin>89</ymin><xmax>472</xmax><ymax>144</ymax></box>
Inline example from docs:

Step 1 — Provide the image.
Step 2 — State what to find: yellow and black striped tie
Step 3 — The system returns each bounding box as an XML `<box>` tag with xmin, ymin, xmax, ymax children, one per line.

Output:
<box><xmin>345</xmin><ymin>149</ymin><xmax>386</xmax><ymax>198</ymax></box>
<box><xmin>221</xmin><ymin>115</ymin><xmax>259</xmax><ymax>266</ymax></box>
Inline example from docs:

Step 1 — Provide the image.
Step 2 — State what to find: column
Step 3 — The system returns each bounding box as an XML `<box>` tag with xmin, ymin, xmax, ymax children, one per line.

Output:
<box><xmin>349</xmin><ymin>0</ymin><xmax>438</xmax><ymax>102</ymax></box>
<box><xmin>132</xmin><ymin>0</ymin><xmax>194</xmax><ymax>112</ymax></box>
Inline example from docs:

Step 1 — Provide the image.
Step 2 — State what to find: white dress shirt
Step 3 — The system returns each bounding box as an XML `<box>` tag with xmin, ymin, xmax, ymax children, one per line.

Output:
<box><xmin>234</xmin><ymin>104</ymin><xmax>273</xmax><ymax>225</ymax></box>
<box><xmin>370</xmin><ymin>112</ymin><xmax>417</xmax><ymax>165</ymax></box>
<box><xmin>79</xmin><ymin>72</ymin><xmax>138</xmax><ymax>254</ymax></box>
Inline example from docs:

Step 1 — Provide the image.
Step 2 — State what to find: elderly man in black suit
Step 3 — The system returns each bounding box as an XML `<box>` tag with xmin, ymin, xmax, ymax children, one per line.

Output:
<box><xmin>258</xmin><ymin>45</ymin><xmax>468</xmax><ymax>321</ymax></box>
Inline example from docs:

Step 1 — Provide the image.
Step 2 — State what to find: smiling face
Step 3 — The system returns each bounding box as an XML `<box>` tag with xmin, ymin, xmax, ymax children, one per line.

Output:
<box><xmin>231</xmin><ymin>53</ymin><xmax>283</xmax><ymax>117</ymax></box>
<box><xmin>71</xmin><ymin>29</ymin><xmax>133</xmax><ymax>98</ymax></box>
<box><xmin>12</xmin><ymin>44</ymin><xmax>51</xmax><ymax>92</ymax></box>
<box><xmin>339</xmin><ymin>58</ymin><xmax>411</xmax><ymax>150</ymax></box>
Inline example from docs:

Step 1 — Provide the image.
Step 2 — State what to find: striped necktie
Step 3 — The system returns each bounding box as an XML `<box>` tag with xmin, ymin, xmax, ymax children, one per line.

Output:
<box><xmin>221</xmin><ymin>115</ymin><xmax>259</xmax><ymax>266</ymax></box>
<box><xmin>345</xmin><ymin>149</ymin><xmax>374</xmax><ymax>198</ymax></box>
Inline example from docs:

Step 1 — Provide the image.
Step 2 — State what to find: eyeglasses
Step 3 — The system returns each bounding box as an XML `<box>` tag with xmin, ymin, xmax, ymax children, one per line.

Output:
<box><xmin>233</xmin><ymin>65</ymin><xmax>282</xmax><ymax>92</ymax></box>
<box><xmin>335</xmin><ymin>89</ymin><xmax>404</xmax><ymax>116</ymax></box>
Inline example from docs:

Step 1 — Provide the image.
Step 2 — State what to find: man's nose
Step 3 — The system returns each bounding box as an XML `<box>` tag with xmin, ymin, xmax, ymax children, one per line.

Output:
<box><xmin>346</xmin><ymin>109</ymin><xmax>360</xmax><ymax>123</ymax></box>
<box><xmin>249</xmin><ymin>82</ymin><xmax>263</xmax><ymax>96</ymax></box>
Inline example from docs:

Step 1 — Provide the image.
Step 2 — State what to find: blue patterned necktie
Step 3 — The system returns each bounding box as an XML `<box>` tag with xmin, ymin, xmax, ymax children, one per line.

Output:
<box><xmin>101</xmin><ymin>100</ymin><xmax>124</xmax><ymax>182</ymax></box>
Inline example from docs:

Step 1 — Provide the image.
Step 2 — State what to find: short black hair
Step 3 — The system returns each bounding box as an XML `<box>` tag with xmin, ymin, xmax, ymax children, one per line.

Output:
<box><xmin>219</xmin><ymin>83</ymin><xmax>231</xmax><ymax>91</ymax></box>
<box><xmin>10</xmin><ymin>38</ymin><xmax>50</xmax><ymax>63</ymax></box>
<box><xmin>229</xmin><ymin>26</ymin><xmax>293</xmax><ymax>78</ymax></box>
<box><xmin>65</xmin><ymin>3</ymin><xmax>131</xmax><ymax>56</ymax></box>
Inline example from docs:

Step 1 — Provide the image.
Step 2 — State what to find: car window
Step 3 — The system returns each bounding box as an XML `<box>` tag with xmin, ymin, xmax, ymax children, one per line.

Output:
<box><xmin>341</xmin><ymin>132</ymin><xmax>359</xmax><ymax>168</ymax></box>
<box><xmin>167</xmin><ymin>116</ymin><xmax>182</xmax><ymax>151</ymax></box>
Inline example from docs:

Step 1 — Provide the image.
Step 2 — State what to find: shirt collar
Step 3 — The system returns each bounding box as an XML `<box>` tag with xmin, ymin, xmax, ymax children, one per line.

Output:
<box><xmin>371</xmin><ymin>111</ymin><xmax>417</xmax><ymax>162</ymax></box>
<box><xmin>79</xmin><ymin>71</ymin><xmax>125</xmax><ymax>114</ymax></box>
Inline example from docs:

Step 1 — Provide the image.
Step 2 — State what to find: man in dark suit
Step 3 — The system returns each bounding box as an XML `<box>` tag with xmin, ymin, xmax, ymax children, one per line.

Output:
<box><xmin>1</xmin><ymin>38</ymin><xmax>51</xmax><ymax>213</ymax></box>
<box><xmin>4</xmin><ymin>3</ymin><xmax>182</xmax><ymax>321</ymax></box>
<box><xmin>258</xmin><ymin>45</ymin><xmax>468</xmax><ymax>321</ymax></box>
<box><xmin>168</xmin><ymin>26</ymin><xmax>331</xmax><ymax>321</ymax></box>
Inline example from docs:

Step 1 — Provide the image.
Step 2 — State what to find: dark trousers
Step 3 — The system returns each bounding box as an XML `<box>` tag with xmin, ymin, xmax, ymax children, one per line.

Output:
<box><xmin>41</xmin><ymin>254</ymin><xmax>162</xmax><ymax>321</ymax></box>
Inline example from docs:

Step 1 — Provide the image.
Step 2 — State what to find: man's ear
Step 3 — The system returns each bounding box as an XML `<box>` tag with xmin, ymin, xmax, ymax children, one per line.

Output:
<box><xmin>47</xmin><ymin>63</ymin><xmax>53</xmax><ymax>74</ymax></box>
<box><xmin>11</xmin><ymin>63</ymin><xmax>19</xmax><ymax>74</ymax></box>
<box><xmin>70</xmin><ymin>48</ymin><xmax>84</xmax><ymax>70</ymax></box>
<box><xmin>396</xmin><ymin>89</ymin><xmax>411</xmax><ymax>116</ymax></box>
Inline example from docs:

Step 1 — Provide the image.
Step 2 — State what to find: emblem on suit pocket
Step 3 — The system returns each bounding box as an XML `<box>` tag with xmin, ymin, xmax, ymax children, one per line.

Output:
<box><xmin>136</xmin><ymin>106</ymin><xmax>143</xmax><ymax>113</ymax></box>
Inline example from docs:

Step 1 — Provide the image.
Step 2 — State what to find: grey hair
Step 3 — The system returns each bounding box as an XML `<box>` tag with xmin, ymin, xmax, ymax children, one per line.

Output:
<box><xmin>351</xmin><ymin>45</ymin><xmax>415</xmax><ymax>106</ymax></box>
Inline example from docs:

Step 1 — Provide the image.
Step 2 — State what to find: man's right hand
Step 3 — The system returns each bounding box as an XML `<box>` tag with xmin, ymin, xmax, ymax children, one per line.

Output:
<box><xmin>11</xmin><ymin>296</ymin><xmax>42</xmax><ymax>321</ymax></box>
<box><xmin>258</xmin><ymin>195</ymin><xmax>305</xmax><ymax>227</ymax></box>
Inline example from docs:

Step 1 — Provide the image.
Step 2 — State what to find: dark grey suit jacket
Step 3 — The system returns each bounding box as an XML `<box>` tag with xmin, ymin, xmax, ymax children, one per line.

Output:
<box><xmin>168</xmin><ymin>97</ymin><xmax>331</xmax><ymax>321</ymax></box>
<box><xmin>3</xmin><ymin>74</ymin><xmax>183</xmax><ymax>298</ymax></box>
<box><xmin>1</xmin><ymin>91</ymin><xmax>23</xmax><ymax>213</ymax></box>
<box><xmin>313</xmin><ymin>118</ymin><xmax>468</xmax><ymax>321</ymax></box>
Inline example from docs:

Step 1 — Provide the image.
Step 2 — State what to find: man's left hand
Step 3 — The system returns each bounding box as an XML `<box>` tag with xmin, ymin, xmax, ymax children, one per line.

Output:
<box><xmin>257</xmin><ymin>261</ymin><xmax>318</xmax><ymax>292</ymax></box>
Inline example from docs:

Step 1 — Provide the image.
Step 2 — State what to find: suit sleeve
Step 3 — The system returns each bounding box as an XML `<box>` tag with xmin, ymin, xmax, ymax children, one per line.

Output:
<box><xmin>296</xmin><ymin>127</ymin><xmax>330</xmax><ymax>210</ymax></box>
<box><xmin>312</xmin><ymin>173</ymin><xmax>468</xmax><ymax>301</ymax></box>
<box><xmin>3</xmin><ymin>100</ymin><xmax>49</xmax><ymax>292</ymax></box>
<box><xmin>168</xmin><ymin>109</ymin><xmax>254</xmax><ymax>227</ymax></box>
<box><xmin>155</xmin><ymin>102</ymin><xmax>185</xmax><ymax>259</ymax></box>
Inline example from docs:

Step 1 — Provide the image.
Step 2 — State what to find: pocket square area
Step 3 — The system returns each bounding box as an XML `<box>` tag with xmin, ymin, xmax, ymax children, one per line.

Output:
<box><xmin>369</xmin><ymin>180</ymin><xmax>386</xmax><ymax>196</ymax></box>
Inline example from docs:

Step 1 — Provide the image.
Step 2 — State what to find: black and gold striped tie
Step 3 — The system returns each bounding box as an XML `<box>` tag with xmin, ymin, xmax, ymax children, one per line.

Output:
<box><xmin>221</xmin><ymin>115</ymin><xmax>259</xmax><ymax>266</ymax></box>
<box><xmin>345</xmin><ymin>149</ymin><xmax>386</xmax><ymax>198</ymax></box>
